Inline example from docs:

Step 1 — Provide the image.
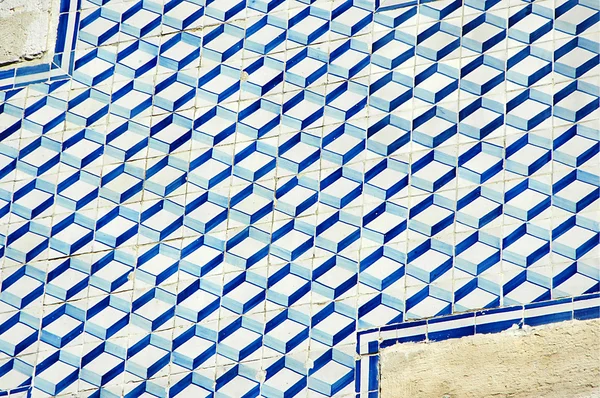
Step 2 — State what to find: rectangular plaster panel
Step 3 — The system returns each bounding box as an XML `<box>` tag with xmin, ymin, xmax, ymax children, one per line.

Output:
<box><xmin>380</xmin><ymin>319</ymin><xmax>600</xmax><ymax>398</ymax></box>
<box><xmin>0</xmin><ymin>0</ymin><xmax>60</xmax><ymax>66</ymax></box>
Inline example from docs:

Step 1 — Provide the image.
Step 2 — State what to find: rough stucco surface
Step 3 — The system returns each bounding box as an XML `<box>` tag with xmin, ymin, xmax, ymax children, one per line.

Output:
<box><xmin>0</xmin><ymin>0</ymin><xmax>59</xmax><ymax>66</ymax></box>
<box><xmin>380</xmin><ymin>319</ymin><xmax>600</xmax><ymax>398</ymax></box>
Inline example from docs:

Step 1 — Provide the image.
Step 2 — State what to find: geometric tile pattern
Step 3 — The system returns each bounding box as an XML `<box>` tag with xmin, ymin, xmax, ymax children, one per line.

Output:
<box><xmin>0</xmin><ymin>0</ymin><xmax>598</xmax><ymax>396</ymax></box>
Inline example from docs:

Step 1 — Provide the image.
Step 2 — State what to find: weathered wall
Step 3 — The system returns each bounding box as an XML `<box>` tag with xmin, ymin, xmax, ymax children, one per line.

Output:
<box><xmin>0</xmin><ymin>0</ymin><xmax>59</xmax><ymax>67</ymax></box>
<box><xmin>380</xmin><ymin>319</ymin><xmax>600</xmax><ymax>398</ymax></box>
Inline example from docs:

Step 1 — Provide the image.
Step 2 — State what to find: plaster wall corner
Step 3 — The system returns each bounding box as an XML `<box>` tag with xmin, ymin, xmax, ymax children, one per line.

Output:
<box><xmin>0</xmin><ymin>0</ymin><xmax>61</xmax><ymax>68</ymax></box>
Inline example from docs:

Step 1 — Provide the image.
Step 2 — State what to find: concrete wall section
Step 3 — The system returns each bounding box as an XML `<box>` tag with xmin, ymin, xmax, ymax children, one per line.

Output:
<box><xmin>0</xmin><ymin>0</ymin><xmax>60</xmax><ymax>67</ymax></box>
<box><xmin>380</xmin><ymin>319</ymin><xmax>600</xmax><ymax>398</ymax></box>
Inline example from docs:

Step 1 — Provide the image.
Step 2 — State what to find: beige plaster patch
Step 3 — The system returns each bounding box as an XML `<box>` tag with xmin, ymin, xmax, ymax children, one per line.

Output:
<box><xmin>0</xmin><ymin>0</ymin><xmax>60</xmax><ymax>67</ymax></box>
<box><xmin>380</xmin><ymin>319</ymin><xmax>600</xmax><ymax>398</ymax></box>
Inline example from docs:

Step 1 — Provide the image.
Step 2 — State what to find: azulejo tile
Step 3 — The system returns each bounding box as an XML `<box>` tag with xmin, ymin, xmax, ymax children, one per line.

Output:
<box><xmin>0</xmin><ymin>0</ymin><xmax>598</xmax><ymax>396</ymax></box>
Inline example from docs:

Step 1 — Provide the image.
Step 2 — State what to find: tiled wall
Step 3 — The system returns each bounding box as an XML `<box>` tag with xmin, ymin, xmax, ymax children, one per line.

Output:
<box><xmin>0</xmin><ymin>0</ymin><xmax>598</xmax><ymax>396</ymax></box>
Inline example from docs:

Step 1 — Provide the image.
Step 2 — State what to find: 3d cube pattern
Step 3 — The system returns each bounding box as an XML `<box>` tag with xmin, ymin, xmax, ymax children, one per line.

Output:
<box><xmin>0</xmin><ymin>0</ymin><xmax>599</xmax><ymax>396</ymax></box>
